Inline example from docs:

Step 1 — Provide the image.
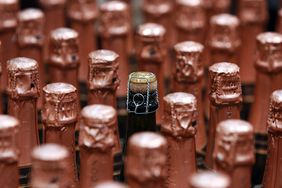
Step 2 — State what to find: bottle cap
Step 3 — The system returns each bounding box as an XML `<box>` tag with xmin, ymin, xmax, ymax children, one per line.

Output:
<box><xmin>209</xmin><ymin>62</ymin><xmax>242</xmax><ymax>105</ymax></box>
<box><xmin>256</xmin><ymin>32</ymin><xmax>282</xmax><ymax>73</ymax></box>
<box><xmin>80</xmin><ymin>104</ymin><xmax>116</xmax><ymax>151</ymax></box>
<box><xmin>17</xmin><ymin>8</ymin><xmax>44</xmax><ymax>47</ymax></box>
<box><xmin>174</xmin><ymin>41</ymin><xmax>204</xmax><ymax>83</ymax></box>
<box><xmin>88</xmin><ymin>49</ymin><xmax>119</xmax><ymax>91</ymax></box>
<box><xmin>42</xmin><ymin>82</ymin><xmax>78</xmax><ymax>126</ymax></box>
<box><xmin>7</xmin><ymin>57</ymin><xmax>39</xmax><ymax>99</ymax></box>
<box><xmin>162</xmin><ymin>92</ymin><xmax>197</xmax><ymax>138</ymax></box>
<box><xmin>125</xmin><ymin>132</ymin><xmax>167</xmax><ymax>183</ymax></box>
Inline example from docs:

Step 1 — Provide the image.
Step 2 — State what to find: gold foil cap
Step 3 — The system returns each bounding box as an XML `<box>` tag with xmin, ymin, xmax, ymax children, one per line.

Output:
<box><xmin>238</xmin><ymin>0</ymin><xmax>268</xmax><ymax>24</ymax></box>
<box><xmin>256</xmin><ymin>32</ymin><xmax>282</xmax><ymax>73</ymax></box>
<box><xmin>175</xmin><ymin>0</ymin><xmax>206</xmax><ymax>31</ymax></box>
<box><xmin>142</xmin><ymin>0</ymin><xmax>173</xmax><ymax>16</ymax></box>
<box><xmin>125</xmin><ymin>132</ymin><xmax>167</xmax><ymax>183</ymax></box>
<box><xmin>88</xmin><ymin>49</ymin><xmax>119</xmax><ymax>91</ymax></box>
<box><xmin>209</xmin><ymin>62</ymin><xmax>242</xmax><ymax>105</ymax></box>
<box><xmin>137</xmin><ymin>23</ymin><xmax>166</xmax><ymax>41</ymax></box>
<box><xmin>0</xmin><ymin>115</ymin><xmax>19</xmax><ymax>162</ymax></box>
<box><xmin>80</xmin><ymin>104</ymin><xmax>116</xmax><ymax>150</ymax></box>
<box><xmin>174</xmin><ymin>41</ymin><xmax>204</xmax><ymax>83</ymax></box>
<box><xmin>42</xmin><ymin>82</ymin><xmax>78</xmax><ymax>127</ymax></box>
<box><xmin>189</xmin><ymin>171</ymin><xmax>230</xmax><ymax>188</ymax></box>
<box><xmin>209</xmin><ymin>14</ymin><xmax>241</xmax><ymax>51</ymax></box>
<box><xmin>0</xmin><ymin>0</ymin><xmax>18</xmax><ymax>30</ymax></box>
<box><xmin>162</xmin><ymin>92</ymin><xmax>197</xmax><ymax>138</ymax></box>
<box><xmin>49</xmin><ymin>27</ymin><xmax>79</xmax><ymax>67</ymax></box>
<box><xmin>31</xmin><ymin>144</ymin><xmax>71</xmax><ymax>188</ymax></box>
<box><xmin>17</xmin><ymin>8</ymin><xmax>44</xmax><ymax>47</ymax></box>
<box><xmin>67</xmin><ymin>0</ymin><xmax>97</xmax><ymax>22</ymax></box>
<box><xmin>267</xmin><ymin>90</ymin><xmax>282</xmax><ymax>134</ymax></box>
<box><xmin>99</xmin><ymin>1</ymin><xmax>130</xmax><ymax>36</ymax></box>
<box><xmin>7</xmin><ymin>57</ymin><xmax>39</xmax><ymax>99</ymax></box>
<box><xmin>128</xmin><ymin>72</ymin><xmax>157</xmax><ymax>93</ymax></box>
<box><xmin>39</xmin><ymin>0</ymin><xmax>66</xmax><ymax>8</ymax></box>
<box><xmin>94</xmin><ymin>181</ymin><xmax>128</xmax><ymax>188</ymax></box>
<box><xmin>214</xmin><ymin>119</ymin><xmax>254</xmax><ymax>169</ymax></box>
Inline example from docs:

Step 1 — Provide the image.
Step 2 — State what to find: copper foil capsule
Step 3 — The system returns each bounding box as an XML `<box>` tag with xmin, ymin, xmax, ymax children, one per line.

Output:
<box><xmin>161</xmin><ymin>92</ymin><xmax>197</xmax><ymax>188</ymax></box>
<box><xmin>125</xmin><ymin>132</ymin><xmax>167</xmax><ymax>188</ymax></box>
<box><xmin>214</xmin><ymin>119</ymin><xmax>255</xmax><ymax>188</ymax></box>
<box><xmin>88</xmin><ymin>50</ymin><xmax>121</xmax><ymax>154</ymax></box>
<box><xmin>175</xmin><ymin>0</ymin><xmax>206</xmax><ymax>43</ymax></box>
<box><xmin>79</xmin><ymin>104</ymin><xmax>117</xmax><ymax>187</ymax></box>
<box><xmin>0</xmin><ymin>0</ymin><xmax>19</xmax><ymax>92</ymax></box>
<box><xmin>136</xmin><ymin>23</ymin><xmax>166</xmax><ymax>125</ymax></box>
<box><xmin>42</xmin><ymin>82</ymin><xmax>79</xmax><ymax>187</ymax></box>
<box><xmin>7</xmin><ymin>57</ymin><xmax>40</xmax><ymax>167</ymax></box>
<box><xmin>88</xmin><ymin>49</ymin><xmax>119</xmax><ymax>107</ymax></box>
<box><xmin>99</xmin><ymin>1</ymin><xmax>130</xmax><ymax>98</ymax></box>
<box><xmin>249</xmin><ymin>32</ymin><xmax>282</xmax><ymax>134</ymax></box>
<box><xmin>189</xmin><ymin>171</ymin><xmax>231</xmax><ymax>188</ymax></box>
<box><xmin>238</xmin><ymin>0</ymin><xmax>268</xmax><ymax>84</ymax></box>
<box><xmin>31</xmin><ymin>144</ymin><xmax>72</xmax><ymax>188</ymax></box>
<box><xmin>94</xmin><ymin>181</ymin><xmax>128</xmax><ymax>188</ymax></box>
<box><xmin>173</xmin><ymin>41</ymin><xmax>206</xmax><ymax>152</ymax></box>
<box><xmin>263</xmin><ymin>90</ymin><xmax>282</xmax><ymax>188</ymax></box>
<box><xmin>16</xmin><ymin>8</ymin><xmax>45</xmax><ymax>109</ymax></box>
<box><xmin>208</xmin><ymin>13</ymin><xmax>241</xmax><ymax>65</ymax></box>
<box><xmin>67</xmin><ymin>0</ymin><xmax>97</xmax><ymax>82</ymax></box>
<box><xmin>0</xmin><ymin>115</ymin><xmax>19</xmax><ymax>188</ymax></box>
<box><xmin>205</xmin><ymin>62</ymin><xmax>242</xmax><ymax>168</ymax></box>
<box><xmin>39</xmin><ymin>0</ymin><xmax>66</xmax><ymax>60</ymax></box>
<box><xmin>48</xmin><ymin>28</ymin><xmax>79</xmax><ymax>89</ymax></box>
<box><xmin>142</xmin><ymin>0</ymin><xmax>174</xmax><ymax>78</ymax></box>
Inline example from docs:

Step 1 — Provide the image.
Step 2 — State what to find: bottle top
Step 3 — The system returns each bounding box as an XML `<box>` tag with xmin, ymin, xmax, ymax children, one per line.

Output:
<box><xmin>125</xmin><ymin>132</ymin><xmax>167</xmax><ymax>183</ymax></box>
<box><xmin>174</xmin><ymin>41</ymin><xmax>204</xmax><ymax>83</ymax></box>
<box><xmin>0</xmin><ymin>0</ymin><xmax>18</xmax><ymax>30</ymax></box>
<box><xmin>214</xmin><ymin>119</ymin><xmax>255</xmax><ymax>169</ymax></box>
<box><xmin>67</xmin><ymin>0</ymin><xmax>97</xmax><ymax>22</ymax></box>
<box><xmin>49</xmin><ymin>27</ymin><xmax>79</xmax><ymax>67</ymax></box>
<box><xmin>209</xmin><ymin>14</ymin><xmax>241</xmax><ymax>51</ymax></box>
<box><xmin>142</xmin><ymin>0</ymin><xmax>173</xmax><ymax>15</ymax></box>
<box><xmin>31</xmin><ymin>144</ymin><xmax>71</xmax><ymax>188</ymax></box>
<box><xmin>0</xmin><ymin>115</ymin><xmax>19</xmax><ymax>162</ymax></box>
<box><xmin>127</xmin><ymin>72</ymin><xmax>159</xmax><ymax>114</ymax></box>
<box><xmin>268</xmin><ymin>90</ymin><xmax>282</xmax><ymax>134</ymax></box>
<box><xmin>32</xmin><ymin>144</ymin><xmax>69</xmax><ymax>162</ymax></box>
<box><xmin>88</xmin><ymin>49</ymin><xmax>119</xmax><ymax>90</ymax></box>
<box><xmin>137</xmin><ymin>23</ymin><xmax>166</xmax><ymax>41</ymax></box>
<box><xmin>80</xmin><ymin>104</ymin><xmax>116</xmax><ymax>151</ymax></box>
<box><xmin>175</xmin><ymin>0</ymin><xmax>205</xmax><ymax>30</ymax></box>
<box><xmin>238</xmin><ymin>0</ymin><xmax>268</xmax><ymax>24</ymax></box>
<box><xmin>189</xmin><ymin>171</ymin><xmax>231</xmax><ymax>188</ymax></box>
<box><xmin>17</xmin><ymin>8</ymin><xmax>44</xmax><ymax>47</ymax></box>
<box><xmin>42</xmin><ymin>82</ymin><xmax>78</xmax><ymax>127</ymax></box>
<box><xmin>209</xmin><ymin>62</ymin><xmax>242</xmax><ymax>105</ymax></box>
<box><xmin>99</xmin><ymin>1</ymin><xmax>130</xmax><ymax>36</ymax></box>
<box><xmin>94</xmin><ymin>181</ymin><xmax>128</xmax><ymax>188</ymax></box>
<box><xmin>7</xmin><ymin>57</ymin><xmax>39</xmax><ymax>99</ymax></box>
<box><xmin>256</xmin><ymin>32</ymin><xmax>282</xmax><ymax>73</ymax></box>
<box><xmin>162</xmin><ymin>92</ymin><xmax>197</xmax><ymax>138</ymax></box>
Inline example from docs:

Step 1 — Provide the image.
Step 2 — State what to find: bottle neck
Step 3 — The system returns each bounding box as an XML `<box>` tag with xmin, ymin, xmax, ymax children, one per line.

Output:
<box><xmin>263</xmin><ymin>134</ymin><xmax>282</xmax><ymax>188</ymax></box>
